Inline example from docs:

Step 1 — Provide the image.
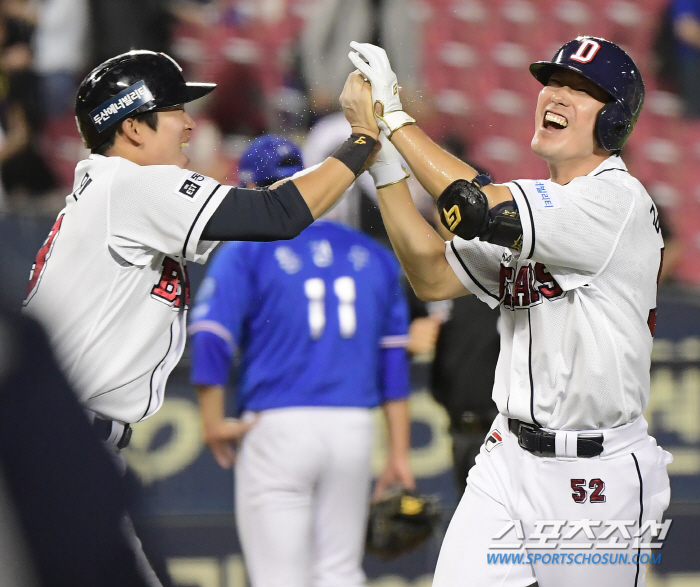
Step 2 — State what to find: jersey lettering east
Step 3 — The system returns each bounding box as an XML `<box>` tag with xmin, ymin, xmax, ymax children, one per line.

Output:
<box><xmin>499</xmin><ymin>262</ymin><xmax>564</xmax><ymax>310</ymax></box>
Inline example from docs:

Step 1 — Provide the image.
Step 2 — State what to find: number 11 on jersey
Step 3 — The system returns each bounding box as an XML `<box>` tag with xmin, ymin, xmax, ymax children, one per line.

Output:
<box><xmin>304</xmin><ymin>277</ymin><xmax>357</xmax><ymax>339</ymax></box>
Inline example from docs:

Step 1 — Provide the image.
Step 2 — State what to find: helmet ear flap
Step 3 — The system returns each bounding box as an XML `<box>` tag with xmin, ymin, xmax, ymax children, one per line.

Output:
<box><xmin>595</xmin><ymin>101</ymin><xmax>632</xmax><ymax>152</ymax></box>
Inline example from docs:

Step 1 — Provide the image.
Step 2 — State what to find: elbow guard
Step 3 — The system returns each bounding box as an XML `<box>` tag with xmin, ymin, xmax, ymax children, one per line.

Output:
<box><xmin>437</xmin><ymin>177</ymin><xmax>523</xmax><ymax>251</ymax></box>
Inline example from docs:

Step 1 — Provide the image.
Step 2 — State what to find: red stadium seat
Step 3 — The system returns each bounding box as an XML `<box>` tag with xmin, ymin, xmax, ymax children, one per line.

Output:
<box><xmin>447</xmin><ymin>0</ymin><xmax>499</xmax><ymax>47</ymax></box>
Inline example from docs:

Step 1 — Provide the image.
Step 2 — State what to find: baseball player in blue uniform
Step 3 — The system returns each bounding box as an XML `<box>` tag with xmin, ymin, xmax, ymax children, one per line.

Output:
<box><xmin>189</xmin><ymin>136</ymin><xmax>415</xmax><ymax>587</ymax></box>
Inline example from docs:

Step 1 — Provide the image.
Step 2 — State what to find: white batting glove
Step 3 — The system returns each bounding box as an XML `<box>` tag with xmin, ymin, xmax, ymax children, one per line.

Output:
<box><xmin>369</xmin><ymin>133</ymin><xmax>410</xmax><ymax>189</ymax></box>
<box><xmin>348</xmin><ymin>42</ymin><xmax>416</xmax><ymax>138</ymax></box>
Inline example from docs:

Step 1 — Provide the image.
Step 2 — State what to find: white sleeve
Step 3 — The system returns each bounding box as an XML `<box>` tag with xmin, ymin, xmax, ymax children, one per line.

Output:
<box><xmin>445</xmin><ymin>236</ymin><xmax>504</xmax><ymax>309</ymax></box>
<box><xmin>507</xmin><ymin>176</ymin><xmax>635</xmax><ymax>289</ymax></box>
<box><xmin>108</xmin><ymin>163</ymin><xmax>228</xmax><ymax>265</ymax></box>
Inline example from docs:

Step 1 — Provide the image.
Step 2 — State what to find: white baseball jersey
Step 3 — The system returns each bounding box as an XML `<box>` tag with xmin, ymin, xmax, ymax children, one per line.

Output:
<box><xmin>23</xmin><ymin>154</ymin><xmax>227</xmax><ymax>422</ymax></box>
<box><xmin>445</xmin><ymin>156</ymin><xmax>664</xmax><ymax>430</ymax></box>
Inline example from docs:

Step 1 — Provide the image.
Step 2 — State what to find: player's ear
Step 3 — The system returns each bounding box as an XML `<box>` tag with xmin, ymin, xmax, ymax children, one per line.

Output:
<box><xmin>119</xmin><ymin>116</ymin><xmax>147</xmax><ymax>146</ymax></box>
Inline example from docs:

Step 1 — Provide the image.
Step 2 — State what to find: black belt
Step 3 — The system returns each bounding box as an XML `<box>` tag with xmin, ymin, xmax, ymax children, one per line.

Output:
<box><xmin>508</xmin><ymin>419</ymin><xmax>603</xmax><ymax>458</ymax></box>
<box><xmin>93</xmin><ymin>417</ymin><xmax>132</xmax><ymax>449</ymax></box>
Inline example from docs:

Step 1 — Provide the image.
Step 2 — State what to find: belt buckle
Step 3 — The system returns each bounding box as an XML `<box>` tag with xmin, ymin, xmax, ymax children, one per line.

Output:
<box><xmin>514</xmin><ymin>421</ymin><xmax>531</xmax><ymax>450</ymax></box>
<box><xmin>516</xmin><ymin>421</ymin><xmax>548</xmax><ymax>454</ymax></box>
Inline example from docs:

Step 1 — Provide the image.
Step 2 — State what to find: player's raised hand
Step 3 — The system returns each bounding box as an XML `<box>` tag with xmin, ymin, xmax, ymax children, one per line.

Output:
<box><xmin>203</xmin><ymin>416</ymin><xmax>258</xmax><ymax>469</ymax></box>
<box><xmin>348</xmin><ymin>42</ymin><xmax>415</xmax><ymax>138</ymax></box>
<box><xmin>339</xmin><ymin>70</ymin><xmax>379</xmax><ymax>139</ymax></box>
<box><xmin>348</xmin><ymin>42</ymin><xmax>402</xmax><ymax>116</ymax></box>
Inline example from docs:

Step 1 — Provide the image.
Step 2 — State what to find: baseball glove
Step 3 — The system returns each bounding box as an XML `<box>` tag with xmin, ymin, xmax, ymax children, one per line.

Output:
<box><xmin>365</xmin><ymin>488</ymin><xmax>441</xmax><ymax>560</ymax></box>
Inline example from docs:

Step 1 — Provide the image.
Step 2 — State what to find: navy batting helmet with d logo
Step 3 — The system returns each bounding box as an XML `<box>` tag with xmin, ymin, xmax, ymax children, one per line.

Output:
<box><xmin>529</xmin><ymin>36</ymin><xmax>644</xmax><ymax>152</ymax></box>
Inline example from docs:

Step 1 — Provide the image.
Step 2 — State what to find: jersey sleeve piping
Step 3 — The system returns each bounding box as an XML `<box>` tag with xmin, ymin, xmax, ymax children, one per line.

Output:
<box><xmin>188</xmin><ymin>320</ymin><xmax>236</xmax><ymax>350</ymax></box>
<box><xmin>509</xmin><ymin>181</ymin><xmax>535</xmax><ymax>259</ymax></box>
<box><xmin>182</xmin><ymin>183</ymin><xmax>224</xmax><ymax>260</ymax></box>
<box><xmin>380</xmin><ymin>334</ymin><xmax>410</xmax><ymax>348</ymax></box>
<box><xmin>445</xmin><ymin>240</ymin><xmax>500</xmax><ymax>309</ymax></box>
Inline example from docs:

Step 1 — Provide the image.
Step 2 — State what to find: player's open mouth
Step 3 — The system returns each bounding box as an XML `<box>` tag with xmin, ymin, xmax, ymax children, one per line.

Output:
<box><xmin>543</xmin><ymin>112</ymin><xmax>568</xmax><ymax>130</ymax></box>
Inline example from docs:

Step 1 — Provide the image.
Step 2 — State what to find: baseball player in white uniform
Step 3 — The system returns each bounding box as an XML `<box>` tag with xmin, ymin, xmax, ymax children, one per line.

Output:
<box><xmin>21</xmin><ymin>50</ymin><xmax>381</xmax><ymax>585</ymax></box>
<box><xmin>345</xmin><ymin>37</ymin><xmax>673</xmax><ymax>586</ymax></box>
<box><xmin>22</xmin><ymin>50</ymin><xmax>380</xmax><ymax>438</ymax></box>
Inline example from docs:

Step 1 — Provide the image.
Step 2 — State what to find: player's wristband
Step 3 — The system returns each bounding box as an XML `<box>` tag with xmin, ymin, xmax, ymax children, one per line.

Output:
<box><xmin>377</xmin><ymin>111</ymin><xmax>416</xmax><ymax>139</ymax></box>
<box><xmin>331</xmin><ymin>133</ymin><xmax>378</xmax><ymax>176</ymax></box>
<box><xmin>472</xmin><ymin>173</ymin><xmax>492</xmax><ymax>188</ymax></box>
<box><xmin>369</xmin><ymin>162</ymin><xmax>410</xmax><ymax>189</ymax></box>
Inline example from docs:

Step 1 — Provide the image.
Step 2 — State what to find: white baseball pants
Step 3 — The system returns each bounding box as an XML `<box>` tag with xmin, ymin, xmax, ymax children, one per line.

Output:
<box><xmin>235</xmin><ymin>407</ymin><xmax>375</xmax><ymax>587</ymax></box>
<box><xmin>433</xmin><ymin>414</ymin><xmax>672</xmax><ymax>587</ymax></box>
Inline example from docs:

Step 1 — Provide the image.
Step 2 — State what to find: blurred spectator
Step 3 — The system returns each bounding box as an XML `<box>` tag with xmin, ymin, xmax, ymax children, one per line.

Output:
<box><xmin>33</xmin><ymin>0</ymin><xmax>88</xmax><ymax>119</ymax></box>
<box><xmin>429</xmin><ymin>295</ymin><xmax>500</xmax><ymax>496</ymax></box>
<box><xmin>299</xmin><ymin>0</ymin><xmax>421</xmax><ymax>117</ymax></box>
<box><xmin>88</xmin><ymin>0</ymin><xmax>174</xmax><ymax>67</ymax></box>
<box><xmin>0</xmin><ymin>0</ymin><xmax>58</xmax><ymax>203</ymax></box>
<box><xmin>671</xmin><ymin>0</ymin><xmax>700</xmax><ymax>117</ymax></box>
<box><xmin>176</xmin><ymin>1</ymin><xmax>269</xmax><ymax>136</ymax></box>
<box><xmin>652</xmin><ymin>3</ymin><xmax>680</xmax><ymax>93</ymax></box>
<box><xmin>205</xmin><ymin>60</ymin><xmax>267</xmax><ymax>135</ymax></box>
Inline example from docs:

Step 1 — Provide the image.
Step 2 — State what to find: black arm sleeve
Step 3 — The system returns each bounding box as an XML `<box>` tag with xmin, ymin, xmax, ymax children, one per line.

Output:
<box><xmin>201</xmin><ymin>180</ymin><xmax>314</xmax><ymax>241</ymax></box>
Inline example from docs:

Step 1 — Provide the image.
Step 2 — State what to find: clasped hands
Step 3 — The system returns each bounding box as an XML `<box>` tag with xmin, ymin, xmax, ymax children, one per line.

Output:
<box><xmin>339</xmin><ymin>42</ymin><xmax>414</xmax><ymax>187</ymax></box>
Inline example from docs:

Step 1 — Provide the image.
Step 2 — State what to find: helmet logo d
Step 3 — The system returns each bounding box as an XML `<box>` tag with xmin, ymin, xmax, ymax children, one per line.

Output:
<box><xmin>570</xmin><ymin>39</ymin><xmax>601</xmax><ymax>64</ymax></box>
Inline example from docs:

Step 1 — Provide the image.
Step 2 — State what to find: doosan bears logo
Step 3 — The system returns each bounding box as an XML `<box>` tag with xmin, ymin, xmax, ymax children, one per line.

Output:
<box><xmin>499</xmin><ymin>262</ymin><xmax>565</xmax><ymax>310</ymax></box>
<box><xmin>570</xmin><ymin>39</ymin><xmax>601</xmax><ymax>64</ymax></box>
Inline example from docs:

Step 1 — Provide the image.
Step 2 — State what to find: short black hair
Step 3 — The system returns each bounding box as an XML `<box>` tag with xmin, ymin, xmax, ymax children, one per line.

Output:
<box><xmin>91</xmin><ymin>110</ymin><xmax>159</xmax><ymax>155</ymax></box>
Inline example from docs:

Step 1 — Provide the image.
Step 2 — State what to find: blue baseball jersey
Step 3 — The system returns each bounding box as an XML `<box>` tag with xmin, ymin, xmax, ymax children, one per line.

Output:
<box><xmin>189</xmin><ymin>220</ymin><xmax>410</xmax><ymax>412</ymax></box>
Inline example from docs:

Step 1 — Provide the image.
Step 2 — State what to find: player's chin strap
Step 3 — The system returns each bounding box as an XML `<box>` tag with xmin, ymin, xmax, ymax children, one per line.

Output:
<box><xmin>437</xmin><ymin>175</ymin><xmax>524</xmax><ymax>252</ymax></box>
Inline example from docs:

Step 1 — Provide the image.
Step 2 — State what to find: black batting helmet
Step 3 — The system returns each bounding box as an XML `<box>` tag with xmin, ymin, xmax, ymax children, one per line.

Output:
<box><xmin>530</xmin><ymin>36</ymin><xmax>644</xmax><ymax>152</ymax></box>
<box><xmin>75</xmin><ymin>50</ymin><xmax>216</xmax><ymax>150</ymax></box>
